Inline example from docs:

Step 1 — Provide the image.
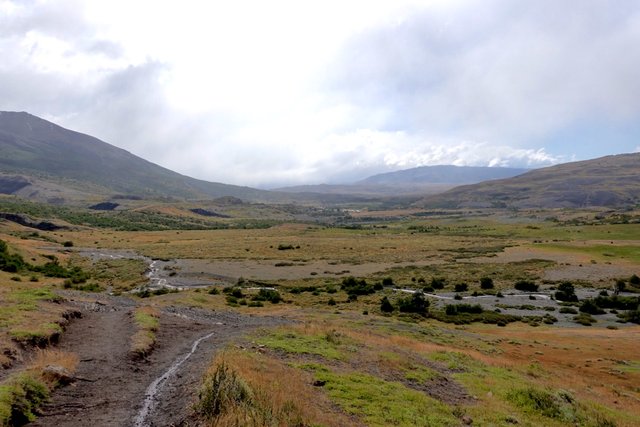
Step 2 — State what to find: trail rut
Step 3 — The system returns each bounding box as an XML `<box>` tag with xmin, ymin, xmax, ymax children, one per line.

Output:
<box><xmin>29</xmin><ymin>295</ymin><xmax>284</xmax><ymax>427</ymax></box>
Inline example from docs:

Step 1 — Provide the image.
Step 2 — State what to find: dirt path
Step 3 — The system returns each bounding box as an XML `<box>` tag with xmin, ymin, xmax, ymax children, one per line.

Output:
<box><xmin>30</xmin><ymin>295</ymin><xmax>285</xmax><ymax>427</ymax></box>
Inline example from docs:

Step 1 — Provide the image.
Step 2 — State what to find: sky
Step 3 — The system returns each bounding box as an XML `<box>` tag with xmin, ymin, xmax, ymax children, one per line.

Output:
<box><xmin>1</xmin><ymin>0</ymin><xmax>639</xmax><ymax>188</ymax></box>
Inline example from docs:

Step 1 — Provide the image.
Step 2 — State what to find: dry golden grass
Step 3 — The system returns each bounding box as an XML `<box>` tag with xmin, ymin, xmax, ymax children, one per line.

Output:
<box><xmin>472</xmin><ymin>323</ymin><xmax>640</xmax><ymax>418</ymax></box>
<box><xmin>199</xmin><ymin>349</ymin><xmax>355</xmax><ymax>427</ymax></box>
<box><xmin>27</xmin><ymin>349</ymin><xmax>79</xmax><ymax>387</ymax></box>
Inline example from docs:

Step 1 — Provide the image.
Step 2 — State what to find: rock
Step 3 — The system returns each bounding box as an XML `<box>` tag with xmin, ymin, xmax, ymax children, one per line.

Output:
<box><xmin>43</xmin><ymin>365</ymin><xmax>75</xmax><ymax>385</ymax></box>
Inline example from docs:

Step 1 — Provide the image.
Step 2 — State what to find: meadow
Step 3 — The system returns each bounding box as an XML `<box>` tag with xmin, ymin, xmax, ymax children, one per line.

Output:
<box><xmin>0</xmin><ymin>204</ymin><xmax>638</xmax><ymax>426</ymax></box>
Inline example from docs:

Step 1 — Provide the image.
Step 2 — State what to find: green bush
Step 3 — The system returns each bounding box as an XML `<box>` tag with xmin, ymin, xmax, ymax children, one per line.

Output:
<box><xmin>514</xmin><ymin>280</ymin><xmax>539</xmax><ymax>292</ymax></box>
<box><xmin>454</xmin><ymin>283</ymin><xmax>468</xmax><ymax>292</ymax></box>
<box><xmin>579</xmin><ymin>300</ymin><xmax>606</xmax><ymax>315</ymax></box>
<box><xmin>397</xmin><ymin>292</ymin><xmax>429</xmax><ymax>316</ymax></box>
<box><xmin>252</xmin><ymin>289</ymin><xmax>282</xmax><ymax>304</ymax></box>
<box><xmin>554</xmin><ymin>282</ymin><xmax>578</xmax><ymax>302</ymax></box>
<box><xmin>341</xmin><ymin>277</ymin><xmax>375</xmax><ymax>296</ymax></box>
<box><xmin>380</xmin><ymin>296</ymin><xmax>394</xmax><ymax>313</ymax></box>
<box><xmin>480</xmin><ymin>277</ymin><xmax>494</xmax><ymax>289</ymax></box>
<box><xmin>430</xmin><ymin>277</ymin><xmax>446</xmax><ymax>290</ymax></box>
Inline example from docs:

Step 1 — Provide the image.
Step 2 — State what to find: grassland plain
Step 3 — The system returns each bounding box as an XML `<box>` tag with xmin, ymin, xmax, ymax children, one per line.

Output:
<box><xmin>0</xmin><ymin>207</ymin><xmax>639</xmax><ymax>426</ymax></box>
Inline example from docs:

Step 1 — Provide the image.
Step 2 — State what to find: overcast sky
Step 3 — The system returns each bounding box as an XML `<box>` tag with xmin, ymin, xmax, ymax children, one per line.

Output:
<box><xmin>1</xmin><ymin>0</ymin><xmax>639</xmax><ymax>188</ymax></box>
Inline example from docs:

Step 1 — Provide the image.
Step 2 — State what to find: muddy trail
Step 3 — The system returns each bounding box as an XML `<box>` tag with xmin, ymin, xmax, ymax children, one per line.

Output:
<box><xmin>30</xmin><ymin>293</ymin><xmax>285</xmax><ymax>427</ymax></box>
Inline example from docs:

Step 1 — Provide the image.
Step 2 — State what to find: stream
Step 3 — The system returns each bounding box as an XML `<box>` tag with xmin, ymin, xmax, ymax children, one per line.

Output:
<box><xmin>133</xmin><ymin>331</ymin><xmax>216</xmax><ymax>427</ymax></box>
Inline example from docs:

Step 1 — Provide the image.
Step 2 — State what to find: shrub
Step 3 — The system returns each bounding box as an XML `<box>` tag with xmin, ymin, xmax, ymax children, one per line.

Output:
<box><xmin>630</xmin><ymin>274</ymin><xmax>640</xmax><ymax>285</ymax></box>
<box><xmin>62</xmin><ymin>241</ymin><xmax>74</xmax><ymax>248</ymax></box>
<box><xmin>430</xmin><ymin>277</ymin><xmax>446</xmax><ymax>290</ymax></box>
<box><xmin>554</xmin><ymin>282</ymin><xmax>578</xmax><ymax>302</ymax></box>
<box><xmin>277</xmin><ymin>244</ymin><xmax>295</xmax><ymax>251</ymax></box>
<box><xmin>559</xmin><ymin>307</ymin><xmax>578</xmax><ymax>314</ymax></box>
<box><xmin>579</xmin><ymin>300</ymin><xmax>605</xmax><ymax>315</ymax></box>
<box><xmin>380</xmin><ymin>296</ymin><xmax>394</xmax><ymax>313</ymax></box>
<box><xmin>453</xmin><ymin>303</ymin><xmax>483</xmax><ymax>314</ymax></box>
<box><xmin>341</xmin><ymin>277</ymin><xmax>375</xmax><ymax>296</ymax></box>
<box><xmin>515</xmin><ymin>280</ymin><xmax>539</xmax><ymax>292</ymax></box>
<box><xmin>381</xmin><ymin>277</ymin><xmax>394</xmax><ymax>287</ymax></box>
<box><xmin>454</xmin><ymin>283</ymin><xmax>468</xmax><ymax>292</ymax></box>
<box><xmin>252</xmin><ymin>289</ymin><xmax>282</xmax><ymax>304</ymax></box>
<box><xmin>397</xmin><ymin>292</ymin><xmax>429</xmax><ymax>315</ymax></box>
<box><xmin>328</xmin><ymin>298</ymin><xmax>337</xmax><ymax>306</ymax></box>
<box><xmin>208</xmin><ymin>288</ymin><xmax>220</xmax><ymax>295</ymax></box>
<box><xmin>480</xmin><ymin>277</ymin><xmax>494</xmax><ymax>289</ymax></box>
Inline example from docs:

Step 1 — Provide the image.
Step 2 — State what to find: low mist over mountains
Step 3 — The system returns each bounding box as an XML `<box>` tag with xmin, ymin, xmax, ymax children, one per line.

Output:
<box><xmin>0</xmin><ymin>112</ymin><xmax>273</xmax><ymax>203</ymax></box>
<box><xmin>418</xmin><ymin>153</ymin><xmax>640</xmax><ymax>209</ymax></box>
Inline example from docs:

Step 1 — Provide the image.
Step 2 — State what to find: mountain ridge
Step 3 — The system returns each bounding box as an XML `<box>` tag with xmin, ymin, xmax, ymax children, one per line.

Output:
<box><xmin>0</xmin><ymin>111</ymin><xmax>276</xmax><ymax>203</ymax></box>
<box><xmin>417</xmin><ymin>153</ymin><xmax>640</xmax><ymax>209</ymax></box>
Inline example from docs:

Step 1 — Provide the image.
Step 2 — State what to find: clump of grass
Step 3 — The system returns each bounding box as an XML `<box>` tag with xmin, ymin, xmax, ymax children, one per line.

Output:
<box><xmin>0</xmin><ymin>373</ymin><xmax>49</xmax><ymax>425</ymax></box>
<box><xmin>130</xmin><ymin>306</ymin><xmax>160</xmax><ymax>358</ymax></box>
<box><xmin>196</xmin><ymin>350</ymin><xmax>347</xmax><ymax>426</ymax></box>
<box><xmin>0</xmin><ymin>350</ymin><xmax>78</xmax><ymax>425</ymax></box>
<box><xmin>196</xmin><ymin>361</ymin><xmax>254</xmax><ymax>420</ymax></box>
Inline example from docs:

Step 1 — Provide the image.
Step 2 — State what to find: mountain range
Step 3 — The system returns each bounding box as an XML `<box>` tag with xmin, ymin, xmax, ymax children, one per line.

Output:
<box><xmin>1</xmin><ymin>111</ymin><xmax>638</xmax><ymax>209</ymax></box>
<box><xmin>418</xmin><ymin>153</ymin><xmax>640</xmax><ymax>209</ymax></box>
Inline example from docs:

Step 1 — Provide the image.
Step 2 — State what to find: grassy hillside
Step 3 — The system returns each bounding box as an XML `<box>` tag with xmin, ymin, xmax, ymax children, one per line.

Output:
<box><xmin>417</xmin><ymin>153</ymin><xmax>640</xmax><ymax>209</ymax></box>
<box><xmin>0</xmin><ymin>111</ymin><xmax>275</xmax><ymax>203</ymax></box>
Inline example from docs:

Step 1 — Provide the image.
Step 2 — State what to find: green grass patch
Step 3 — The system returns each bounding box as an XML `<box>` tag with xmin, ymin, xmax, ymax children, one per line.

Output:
<box><xmin>133</xmin><ymin>311</ymin><xmax>159</xmax><ymax>332</ymax></box>
<box><xmin>255</xmin><ymin>329</ymin><xmax>346</xmax><ymax>360</ymax></box>
<box><xmin>0</xmin><ymin>372</ymin><xmax>49</xmax><ymax>426</ymax></box>
<box><xmin>309</xmin><ymin>366</ymin><xmax>458</xmax><ymax>426</ymax></box>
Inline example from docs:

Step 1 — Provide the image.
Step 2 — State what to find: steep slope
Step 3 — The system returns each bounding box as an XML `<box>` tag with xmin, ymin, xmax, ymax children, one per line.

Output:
<box><xmin>358</xmin><ymin>165</ymin><xmax>528</xmax><ymax>185</ymax></box>
<box><xmin>0</xmin><ymin>112</ymin><xmax>273</xmax><ymax>203</ymax></box>
<box><xmin>417</xmin><ymin>153</ymin><xmax>640</xmax><ymax>209</ymax></box>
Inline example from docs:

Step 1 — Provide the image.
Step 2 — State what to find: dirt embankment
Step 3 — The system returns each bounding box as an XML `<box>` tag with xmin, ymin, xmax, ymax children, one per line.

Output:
<box><xmin>29</xmin><ymin>292</ymin><xmax>285</xmax><ymax>427</ymax></box>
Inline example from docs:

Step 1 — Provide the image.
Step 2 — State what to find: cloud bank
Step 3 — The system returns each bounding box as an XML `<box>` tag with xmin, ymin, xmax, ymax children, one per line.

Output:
<box><xmin>1</xmin><ymin>0</ymin><xmax>639</xmax><ymax>187</ymax></box>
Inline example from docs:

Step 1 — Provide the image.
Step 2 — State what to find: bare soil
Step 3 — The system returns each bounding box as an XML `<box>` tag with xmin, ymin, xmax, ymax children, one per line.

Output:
<box><xmin>29</xmin><ymin>293</ymin><xmax>285</xmax><ymax>427</ymax></box>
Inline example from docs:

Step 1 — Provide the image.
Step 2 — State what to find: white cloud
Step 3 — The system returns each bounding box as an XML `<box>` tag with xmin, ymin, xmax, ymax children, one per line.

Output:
<box><xmin>1</xmin><ymin>0</ymin><xmax>639</xmax><ymax>186</ymax></box>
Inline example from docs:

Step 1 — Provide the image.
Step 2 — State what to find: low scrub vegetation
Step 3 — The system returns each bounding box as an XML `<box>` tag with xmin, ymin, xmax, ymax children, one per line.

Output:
<box><xmin>0</xmin><ymin>350</ymin><xmax>78</xmax><ymax>426</ymax></box>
